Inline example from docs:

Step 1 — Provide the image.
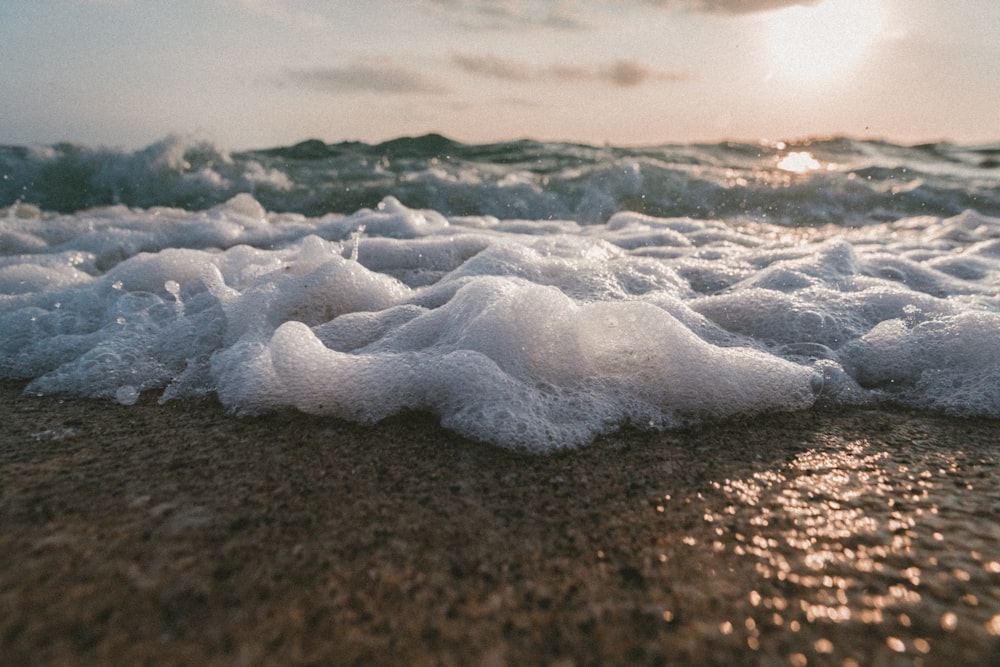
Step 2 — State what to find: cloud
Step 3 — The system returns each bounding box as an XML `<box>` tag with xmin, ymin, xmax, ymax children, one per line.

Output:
<box><xmin>605</xmin><ymin>60</ymin><xmax>671</xmax><ymax>87</ymax></box>
<box><xmin>410</xmin><ymin>0</ymin><xmax>821</xmax><ymax>31</ymax></box>
<box><xmin>643</xmin><ymin>0</ymin><xmax>819</xmax><ymax>14</ymax></box>
<box><xmin>415</xmin><ymin>0</ymin><xmax>820</xmax><ymax>29</ymax></box>
<box><xmin>413</xmin><ymin>0</ymin><xmax>589</xmax><ymax>31</ymax></box>
<box><xmin>452</xmin><ymin>54</ymin><xmax>692</xmax><ymax>88</ymax></box>
<box><xmin>70</xmin><ymin>0</ymin><xmax>134</xmax><ymax>6</ymax></box>
<box><xmin>217</xmin><ymin>0</ymin><xmax>329</xmax><ymax>29</ymax></box>
<box><xmin>451</xmin><ymin>54</ymin><xmax>535</xmax><ymax>82</ymax></box>
<box><xmin>549</xmin><ymin>61</ymin><xmax>688</xmax><ymax>87</ymax></box>
<box><xmin>287</xmin><ymin>63</ymin><xmax>451</xmax><ymax>95</ymax></box>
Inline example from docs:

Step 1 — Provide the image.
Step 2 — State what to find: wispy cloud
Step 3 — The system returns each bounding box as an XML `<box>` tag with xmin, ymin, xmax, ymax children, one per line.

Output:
<box><xmin>286</xmin><ymin>62</ymin><xmax>451</xmax><ymax>95</ymax></box>
<box><xmin>558</xmin><ymin>60</ymin><xmax>692</xmax><ymax>87</ymax></box>
<box><xmin>70</xmin><ymin>0</ymin><xmax>135</xmax><ymax>6</ymax></box>
<box><xmin>643</xmin><ymin>0</ymin><xmax>818</xmax><ymax>14</ymax></box>
<box><xmin>413</xmin><ymin>0</ymin><xmax>819</xmax><ymax>30</ymax></box>
<box><xmin>217</xmin><ymin>0</ymin><xmax>329</xmax><ymax>29</ymax></box>
<box><xmin>451</xmin><ymin>55</ymin><xmax>535</xmax><ymax>81</ymax></box>
<box><xmin>453</xmin><ymin>54</ymin><xmax>693</xmax><ymax>88</ymax></box>
<box><xmin>413</xmin><ymin>0</ymin><xmax>589</xmax><ymax>31</ymax></box>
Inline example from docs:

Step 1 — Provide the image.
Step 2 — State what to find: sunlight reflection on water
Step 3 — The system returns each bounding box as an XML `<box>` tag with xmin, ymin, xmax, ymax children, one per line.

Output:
<box><xmin>776</xmin><ymin>151</ymin><xmax>824</xmax><ymax>173</ymax></box>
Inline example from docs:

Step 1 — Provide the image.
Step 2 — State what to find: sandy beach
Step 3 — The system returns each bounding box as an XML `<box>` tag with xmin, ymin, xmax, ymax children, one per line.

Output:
<box><xmin>2</xmin><ymin>380</ymin><xmax>1000</xmax><ymax>666</ymax></box>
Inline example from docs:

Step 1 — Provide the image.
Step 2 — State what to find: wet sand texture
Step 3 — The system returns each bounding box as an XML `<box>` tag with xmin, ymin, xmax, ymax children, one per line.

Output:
<box><xmin>3</xmin><ymin>382</ymin><xmax>1000</xmax><ymax>666</ymax></box>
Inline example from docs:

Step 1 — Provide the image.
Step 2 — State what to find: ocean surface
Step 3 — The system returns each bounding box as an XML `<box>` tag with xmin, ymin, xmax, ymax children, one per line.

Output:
<box><xmin>2</xmin><ymin>134</ymin><xmax>999</xmax><ymax>450</ymax></box>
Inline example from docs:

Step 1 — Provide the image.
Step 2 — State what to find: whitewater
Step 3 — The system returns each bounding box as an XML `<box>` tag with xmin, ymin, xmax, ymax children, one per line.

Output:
<box><xmin>2</xmin><ymin>134</ymin><xmax>999</xmax><ymax>450</ymax></box>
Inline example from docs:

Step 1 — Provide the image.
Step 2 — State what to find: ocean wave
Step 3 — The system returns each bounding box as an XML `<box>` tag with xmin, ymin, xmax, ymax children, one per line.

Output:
<box><xmin>3</xmin><ymin>134</ymin><xmax>998</xmax><ymax>224</ymax></box>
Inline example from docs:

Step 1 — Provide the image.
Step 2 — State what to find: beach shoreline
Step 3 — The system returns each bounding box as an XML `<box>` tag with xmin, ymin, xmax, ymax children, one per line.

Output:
<box><xmin>3</xmin><ymin>381</ymin><xmax>1000</xmax><ymax>666</ymax></box>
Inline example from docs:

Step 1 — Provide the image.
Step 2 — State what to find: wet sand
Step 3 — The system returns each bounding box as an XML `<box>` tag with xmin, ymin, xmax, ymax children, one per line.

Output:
<box><xmin>2</xmin><ymin>381</ymin><xmax>1000</xmax><ymax>666</ymax></box>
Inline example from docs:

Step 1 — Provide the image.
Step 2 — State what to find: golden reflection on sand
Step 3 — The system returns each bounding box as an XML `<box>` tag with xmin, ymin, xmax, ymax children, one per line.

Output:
<box><xmin>666</xmin><ymin>435</ymin><xmax>1000</xmax><ymax>663</ymax></box>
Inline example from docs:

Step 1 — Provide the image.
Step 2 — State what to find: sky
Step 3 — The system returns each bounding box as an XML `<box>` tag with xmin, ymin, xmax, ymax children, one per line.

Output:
<box><xmin>2</xmin><ymin>0</ymin><xmax>999</xmax><ymax>150</ymax></box>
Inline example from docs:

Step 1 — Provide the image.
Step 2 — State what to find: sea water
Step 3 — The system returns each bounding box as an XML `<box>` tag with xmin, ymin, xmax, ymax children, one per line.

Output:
<box><xmin>2</xmin><ymin>134</ymin><xmax>999</xmax><ymax>450</ymax></box>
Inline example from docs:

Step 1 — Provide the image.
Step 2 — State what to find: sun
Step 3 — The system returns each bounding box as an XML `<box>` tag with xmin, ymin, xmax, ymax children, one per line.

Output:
<box><xmin>763</xmin><ymin>0</ymin><xmax>887</xmax><ymax>86</ymax></box>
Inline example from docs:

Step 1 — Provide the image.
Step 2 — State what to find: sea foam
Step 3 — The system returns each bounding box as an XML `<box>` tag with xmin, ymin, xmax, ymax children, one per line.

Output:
<box><xmin>3</xmin><ymin>136</ymin><xmax>1000</xmax><ymax>450</ymax></box>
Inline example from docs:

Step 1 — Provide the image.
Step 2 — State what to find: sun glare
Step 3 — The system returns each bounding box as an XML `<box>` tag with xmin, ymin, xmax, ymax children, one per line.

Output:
<box><xmin>777</xmin><ymin>151</ymin><xmax>822</xmax><ymax>173</ymax></box>
<box><xmin>764</xmin><ymin>0</ymin><xmax>887</xmax><ymax>86</ymax></box>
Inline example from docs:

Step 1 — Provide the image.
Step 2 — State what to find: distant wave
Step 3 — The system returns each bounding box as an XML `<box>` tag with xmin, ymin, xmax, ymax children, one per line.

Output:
<box><xmin>2</xmin><ymin>134</ymin><xmax>998</xmax><ymax>223</ymax></box>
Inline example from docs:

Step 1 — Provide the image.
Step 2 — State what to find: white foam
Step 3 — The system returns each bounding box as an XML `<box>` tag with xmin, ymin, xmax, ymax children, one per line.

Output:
<box><xmin>253</xmin><ymin>284</ymin><xmax>818</xmax><ymax>449</ymax></box>
<box><xmin>3</xmin><ymin>195</ymin><xmax>1000</xmax><ymax>449</ymax></box>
